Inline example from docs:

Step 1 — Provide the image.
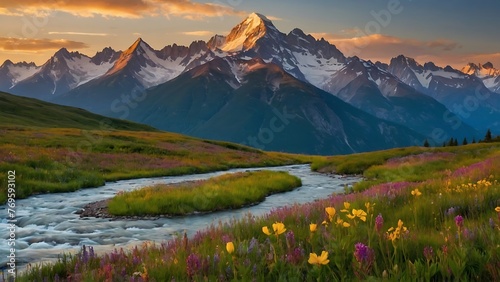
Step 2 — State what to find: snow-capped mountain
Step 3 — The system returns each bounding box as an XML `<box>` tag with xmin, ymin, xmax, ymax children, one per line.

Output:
<box><xmin>0</xmin><ymin>60</ymin><xmax>39</xmax><ymax>91</ymax></box>
<box><xmin>388</xmin><ymin>55</ymin><xmax>500</xmax><ymax>132</ymax></box>
<box><xmin>208</xmin><ymin>13</ymin><xmax>346</xmax><ymax>87</ymax></box>
<box><xmin>321</xmin><ymin>56</ymin><xmax>477</xmax><ymax>139</ymax></box>
<box><xmin>123</xmin><ymin>56</ymin><xmax>424</xmax><ymax>155</ymax></box>
<box><xmin>54</xmin><ymin>38</ymin><xmax>215</xmax><ymax>115</ymax></box>
<box><xmin>461</xmin><ymin>62</ymin><xmax>500</xmax><ymax>94</ymax></box>
<box><xmin>101</xmin><ymin>38</ymin><xmax>213</xmax><ymax>88</ymax></box>
<box><xmin>9</xmin><ymin>48</ymin><xmax>118</xmax><ymax>100</ymax></box>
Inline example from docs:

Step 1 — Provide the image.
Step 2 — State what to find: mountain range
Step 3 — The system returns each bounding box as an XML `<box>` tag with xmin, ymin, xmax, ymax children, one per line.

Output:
<box><xmin>1</xmin><ymin>13</ymin><xmax>497</xmax><ymax>154</ymax></box>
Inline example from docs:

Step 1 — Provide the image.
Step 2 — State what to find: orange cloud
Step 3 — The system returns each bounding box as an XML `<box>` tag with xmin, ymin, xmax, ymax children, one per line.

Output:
<box><xmin>0</xmin><ymin>37</ymin><xmax>88</xmax><ymax>51</ymax></box>
<box><xmin>181</xmin><ymin>30</ymin><xmax>213</xmax><ymax>36</ymax></box>
<box><xmin>0</xmin><ymin>0</ymin><xmax>245</xmax><ymax>19</ymax></box>
<box><xmin>309</xmin><ymin>33</ymin><xmax>473</xmax><ymax>67</ymax></box>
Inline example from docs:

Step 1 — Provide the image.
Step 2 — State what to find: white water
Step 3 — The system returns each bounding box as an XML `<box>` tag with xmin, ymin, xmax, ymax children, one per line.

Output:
<box><xmin>0</xmin><ymin>165</ymin><xmax>359</xmax><ymax>271</ymax></box>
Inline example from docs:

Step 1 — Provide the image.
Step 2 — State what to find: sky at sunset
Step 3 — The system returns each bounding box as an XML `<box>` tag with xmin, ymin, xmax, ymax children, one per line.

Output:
<box><xmin>1</xmin><ymin>0</ymin><xmax>499</xmax><ymax>69</ymax></box>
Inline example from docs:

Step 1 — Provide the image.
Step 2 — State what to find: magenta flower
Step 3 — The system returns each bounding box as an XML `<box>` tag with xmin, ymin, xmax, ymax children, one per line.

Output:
<box><xmin>186</xmin><ymin>253</ymin><xmax>201</xmax><ymax>278</ymax></box>
<box><xmin>455</xmin><ymin>215</ymin><xmax>464</xmax><ymax>229</ymax></box>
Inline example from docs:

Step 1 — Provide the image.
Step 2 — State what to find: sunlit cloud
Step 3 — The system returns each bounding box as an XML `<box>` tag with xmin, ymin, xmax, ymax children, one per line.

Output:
<box><xmin>181</xmin><ymin>30</ymin><xmax>213</xmax><ymax>36</ymax></box>
<box><xmin>48</xmin><ymin>31</ymin><xmax>112</xmax><ymax>37</ymax></box>
<box><xmin>266</xmin><ymin>15</ymin><xmax>283</xmax><ymax>21</ymax></box>
<box><xmin>309</xmin><ymin>32</ymin><xmax>474</xmax><ymax>68</ymax></box>
<box><xmin>0</xmin><ymin>37</ymin><xmax>88</xmax><ymax>51</ymax></box>
<box><xmin>0</xmin><ymin>0</ymin><xmax>246</xmax><ymax>19</ymax></box>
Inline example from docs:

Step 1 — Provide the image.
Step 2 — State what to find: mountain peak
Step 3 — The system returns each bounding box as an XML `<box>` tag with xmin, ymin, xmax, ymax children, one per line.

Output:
<box><xmin>482</xmin><ymin>62</ymin><xmax>494</xmax><ymax>69</ymax></box>
<box><xmin>217</xmin><ymin>12</ymin><xmax>278</xmax><ymax>52</ymax></box>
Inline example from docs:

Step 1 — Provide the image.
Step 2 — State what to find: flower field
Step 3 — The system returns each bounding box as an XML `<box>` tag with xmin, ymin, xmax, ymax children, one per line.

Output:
<box><xmin>17</xmin><ymin>143</ymin><xmax>500</xmax><ymax>281</ymax></box>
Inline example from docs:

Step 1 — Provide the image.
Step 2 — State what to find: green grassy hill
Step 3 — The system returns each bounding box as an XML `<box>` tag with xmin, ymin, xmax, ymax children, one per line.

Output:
<box><xmin>0</xmin><ymin>91</ymin><xmax>155</xmax><ymax>131</ymax></box>
<box><xmin>0</xmin><ymin>92</ymin><xmax>312</xmax><ymax>203</ymax></box>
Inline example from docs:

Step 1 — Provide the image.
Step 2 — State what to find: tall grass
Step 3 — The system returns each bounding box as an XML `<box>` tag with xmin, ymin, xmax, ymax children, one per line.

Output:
<box><xmin>108</xmin><ymin>171</ymin><xmax>302</xmax><ymax>216</ymax></box>
<box><xmin>17</xmin><ymin>143</ymin><xmax>500</xmax><ymax>281</ymax></box>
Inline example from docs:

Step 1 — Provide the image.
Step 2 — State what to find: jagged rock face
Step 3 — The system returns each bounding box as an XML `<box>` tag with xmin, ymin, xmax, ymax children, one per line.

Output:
<box><xmin>91</xmin><ymin>47</ymin><xmax>121</xmax><ymax>65</ymax></box>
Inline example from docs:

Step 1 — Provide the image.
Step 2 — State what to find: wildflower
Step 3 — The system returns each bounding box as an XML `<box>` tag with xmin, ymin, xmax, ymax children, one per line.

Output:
<box><xmin>262</xmin><ymin>222</ymin><xmax>286</xmax><ymax>236</ymax></box>
<box><xmin>455</xmin><ymin>215</ymin><xmax>464</xmax><ymax>229</ymax></box>
<box><xmin>286</xmin><ymin>231</ymin><xmax>295</xmax><ymax>248</ymax></box>
<box><xmin>308</xmin><ymin>251</ymin><xmax>330</xmax><ymax>266</ymax></box>
<box><xmin>310</xmin><ymin>223</ymin><xmax>318</xmax><ymax>232</ymax></box>
<box><xmin>354</xmin><ymin>243</ymin><xmax>374</xmax><ymax>264</ymax></box>
<box><xmin>340</xmin><ymin>202</ymin><xmax>351</xmax><ymax>213</ymax></box>
<box><xmin>411</xmin><ymin>188</ymin><xmax>422</xmax><ymax>196</ymax></box>
<box><xmin>446</xmin><ymin>207</ymin><xmax>457</xmax><ymax>216</ymax></box>
<box><xmin>325</xmin><ymin>207</ymin><xmax>336</xmax><ymax>222</ymax></box>
<box><xmin>495</xmin><ymin>207</ymin><xmax>500</xmax><ymax>213</ymax></box>
<box><xmin>262</xmin><ymin>226</ymin><xmax>271</xmax><ymax>236</ymax></box>
<box><xmin>336</xmin><ymin>218</ymin><xmax>350</xmax><ymax>228</ymax></box>
<box><xmin>226</xmin><ymin>242</ymin><xmax>235</xmax><ymax>254</ymax></box>
<box><xmin>386</xmin><ymin>219</ymin><xmax>407</xmax><ymax>242</ymax></box>
<box><xmin>365</xmin><ymin>202</ymin><xmax>375</xmax><ymax>214</ymax></box>
<box><xmin>347</xmin><ymin>209</ymin><xmax>367</xmax><ymax>222</ymax></box>
<box><xmin>375</xmin><ymin>214</ymin><xmax>384</xmax><ymax>233</ymax></box>
<box><xmin>186</xmin><ymin>253</ymin><xmax>201</xmax><ymax>277</ymax></box>
<box><xmin>423</xmin><ymin>246</ymin><xmax>434</xmax><ymax>262</ymax></box>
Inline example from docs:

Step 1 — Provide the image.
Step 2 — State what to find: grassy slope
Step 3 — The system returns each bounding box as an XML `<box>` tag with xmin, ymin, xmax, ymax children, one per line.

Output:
<box><xmin>0</xmin><ymin>91</ymin><xmax>155</xmax><ymax>131</ymax></box>
<box><xmin>0</xmin><ymin>92</ymin><xmax>314</xmax><ymax>203</ymax></box>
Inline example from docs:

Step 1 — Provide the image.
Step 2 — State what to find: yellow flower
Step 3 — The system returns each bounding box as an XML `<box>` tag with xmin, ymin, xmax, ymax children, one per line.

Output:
<box><xmin>495</xmin><ymin>207</ymin><xmax>500</xmax><ymax>213</ymax></box>
<box><xmin>336</xmin><ymin>218</ymin><xmax>350</xmax><ymax>227</ymax></box>
<box><xmin>386</xmin><ymin>219</ymin><xmax>407</xmax><ymax>242</ymax></box>
<box><xmin>308</xmin><ymin>251</ymin><xmax>330</xmax><ymax>265</ymax></box>
<box><xmin>346</xmin><ymin>209</ymin><xmax>367</xmax><ymax>222</ymax></box>
<box><xmin>411</xmin><ymin>189</ymin><xmax>422</xmax><ymax>197</ymax></box>
<box><xmin>365</xmin><ymin>202</ymin><xmax>375</xmax><ymax>214</ymax></box>
<box><xmin>310</xmin><ymin>223</ymin><xmax>318</xmax><ymax>232</ymax></box>
<box><xmin>354</xmin><ymin>209</ymin><xmax>368</xmax><ymax>221</ymax></box>
<box><xmin>262</xmin><ymin>226</ymin><xmax>271</xmax><ymax>236</ymax></box>
<box><xmin>340</xmin><ymin>202</ymin><xmax>351</xmax><ymax>213</ymax></box>
<box><xmin>226</xmin><ymin>242</ymin><xmax>235</xmax><ymax>254</ymax></box>
<box><xmin>262</xmin><ymin>222</ymin><xmax>286</xmax><ymax>236</ymax></box>
<box><xmin>272</xmin><ymin>222</ymin><xmax>286</xmax><ymax>235</ymax></box>
<box><xmin>325</xmin><ymin>207</ymin><xmax>336</xmax><ymax>221</ymax></box>
<box><xmin>321</xmin><ymin>220</ymin><xmax>328</xmax><ymax>226</ymax></box>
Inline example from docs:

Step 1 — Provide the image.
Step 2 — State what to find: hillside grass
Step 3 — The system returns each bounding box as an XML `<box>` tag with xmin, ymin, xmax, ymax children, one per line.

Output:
<box><xmin>108</xmin><ymin>170</ymin><xmax>302</xmax><ymax>216</ymax></box>
<box><xmin>18</xmin><ymin>142</ymin><xmax>500</xmax><ymax>281</ymax></box>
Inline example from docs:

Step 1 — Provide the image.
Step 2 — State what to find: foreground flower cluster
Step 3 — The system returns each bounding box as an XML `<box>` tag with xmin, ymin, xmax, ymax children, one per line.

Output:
<box><xmin>18</xmin><ymin>148</ymin><xmax>500</xmax><ymax>281</ymax></box>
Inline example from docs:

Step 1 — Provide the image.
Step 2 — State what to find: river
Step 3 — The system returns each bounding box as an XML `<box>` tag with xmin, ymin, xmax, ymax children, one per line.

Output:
<box><xmin>0</xmin><ymin>164</ymin><xmax>359</xmax><ymax>271</ymax></box>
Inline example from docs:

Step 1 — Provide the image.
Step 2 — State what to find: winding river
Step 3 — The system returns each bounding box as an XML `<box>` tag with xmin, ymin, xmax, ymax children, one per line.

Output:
<box><xmin>0</xmin><ymin>164</ymin><xmax>359</xmax><ymax>271</ymax></box>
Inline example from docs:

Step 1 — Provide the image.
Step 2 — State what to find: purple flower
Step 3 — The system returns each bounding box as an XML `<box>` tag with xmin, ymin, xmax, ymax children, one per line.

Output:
<box><xmin>446</xmin><ymin>207</ymin><xmax>457</xmax><ymax>216</ymax></box>
<box><xmin>247</xmin><ymin>237</ymin><xmax>258</xmax><ymax>253</ymax></box>
<box><xmin>455</xmin><ymin>215</ymin><xmax>464</xmax><ymax>229</ymax></box>
<box><xmin>354</xmin><ymin>242</ymin><xmax>374</xmax><ymax>264</ymax></box>
<box><xmin>186</xmin><ymin>253</ymin><xmax>201</xmax><ymax>278</ymax></box>
<box><xmin>375</xmin><ymin>214</ymin><xmax>384</xmax><ymax>233</ymax></box>
<box><xmin>423</xmin><ymin>246</ymin><xmax>434</xmax><ymax>261</ymax></box>
<box><xmin>213</xmin><ymin>253</ymin><xmax>220</xmax><ymax>268</ymax></box>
